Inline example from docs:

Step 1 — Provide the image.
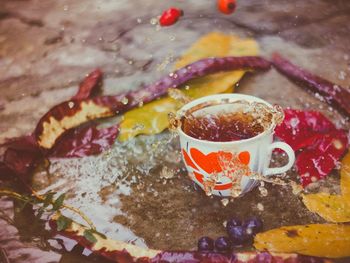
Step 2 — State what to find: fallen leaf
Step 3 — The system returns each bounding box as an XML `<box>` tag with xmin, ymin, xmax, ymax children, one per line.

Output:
<box><xmin>341</xmin><ymin>151</ymin><xmax>350</xmax><ymax>201</ymax></box>
<box><xmin>72</xmin><ymin>69</ymin><xmax>103</xmax><ymax>100</ymax></box>
<box><xmin>49</xmin><ymin>124</ymin><xmax>119</xmax><ymax>158</ymax></box>
<box><xmin>0</xmin><ymin>135</ymin><xmax>42</xmax><ymax>182</ymax></box>
<box><xmin>296</xmin><ymin>131</ymin><xmax>348</xmax><ymax>186</ymax></box>
<box><xmin>275</xmin><ymin>109</ymin><xmax>336</xmax><ymax>151</ymax></box>
<box><xmin>272</xmin><ymin>53</ymin><xmax>350</xmax><ymax>118</ymax></box>
<box><xmin>302</xmin><ymin>193</ymin><xmax>350</xmax><ymax>223</ymax></box>
<box><xmin>275</xmin><ymin>109</ymin><xmax>348</xmax><ymax>186</ymax></box>
<box><xmin>301</xmin><ymin>151</ymin><xmax>350</xmax><ymax>223</ymax></box>
<box><xmin>254</xmin><ymin>224</ymin><xmax>350</xmax><ymax>258</ymax></box>
<box><xmin>118</xmin><ymin>32</ymin><xmax>259</xmax><ymax>141</ymax></box>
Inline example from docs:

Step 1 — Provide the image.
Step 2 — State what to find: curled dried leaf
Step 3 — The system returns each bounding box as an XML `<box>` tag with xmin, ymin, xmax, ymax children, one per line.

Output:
<box><xmin>272</xmin><ymin>53</ymin><xmax>350</xmax><ymax>117</ymax></box>
<box><xmin>72</xmin><ymin>69</ymin><xmax>103</xmax><ymax>100</ymax></box>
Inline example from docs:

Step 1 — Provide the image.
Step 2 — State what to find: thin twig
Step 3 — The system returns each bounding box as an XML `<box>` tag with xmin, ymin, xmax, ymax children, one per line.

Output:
<box><xmin>0</xmin><ymin>189</ymin><xmax>96</xmax><ymax>230</ymax></box>
<box><xmin>31</xmin><ymin>190</ymin><xmax>96</xmax><ymax>231</ymax></box>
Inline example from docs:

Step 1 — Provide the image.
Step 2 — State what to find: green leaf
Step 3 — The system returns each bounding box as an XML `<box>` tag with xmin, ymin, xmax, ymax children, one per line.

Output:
<box><xmin>56</xmin><ymin>215</ymin><xmax>72</xmax><ymax>231</ymax></box>
<box><xmin>52</xmin><ymin>193</ymin><xmax>65</xmax><ymax>211</ymax></box>
<box><xmin>43</xmin><ymin>192</ymin><xmax>56</xmax><ymax>207</ymax></box>
<box><xmin>83</xmin><ymin>229</ymin><xmax>97</xmax><ymax>243</ymax></box>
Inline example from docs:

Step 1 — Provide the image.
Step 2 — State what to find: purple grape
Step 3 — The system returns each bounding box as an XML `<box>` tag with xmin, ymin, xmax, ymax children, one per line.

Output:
<box><xmin>214</xmin><ymin>236</ymin><xmax>232</xmax><ymax>252</ymax></box>
<box><xmin>227</xmin><ymin>226</ymin><xmax>252</xmax><ymax>245</ymax></box>
<box><xmin>197</xmin><ymin>236</ymin><xmax>214</xmax><ymax>251</ymax></box>
<box><xmin>225</xmin><ymin>218</ymin><xmax>242</xmax><ymax>234</ymax></box>
<box><xmin>243</xmin><ymin>217</ymin><xmax>263</xmax><ymax>235</ymax></box>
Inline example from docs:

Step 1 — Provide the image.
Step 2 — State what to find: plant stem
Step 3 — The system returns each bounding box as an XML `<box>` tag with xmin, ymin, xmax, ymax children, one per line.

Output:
<box><xmin>0</xmin><ymin>189</ymin><xmax>96</xmax><ymax>230</ymax></box>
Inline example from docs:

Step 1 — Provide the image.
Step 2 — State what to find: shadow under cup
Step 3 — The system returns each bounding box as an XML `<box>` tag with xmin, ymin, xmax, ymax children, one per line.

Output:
<box><xmin>176</xmin><ymin>94</ymin><xmax>295</xmax><ymax>197</ymax></box>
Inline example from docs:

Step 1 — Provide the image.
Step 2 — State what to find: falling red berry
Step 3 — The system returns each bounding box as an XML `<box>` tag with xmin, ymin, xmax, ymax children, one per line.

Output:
<box><xmin>159</xmin><ymin>7</ymin><xmax>183</xmax><ymax>27</ymax></box>
<box><xmin>218</xmin><ymin>0</ymin><xmax>237</xmax><ymax>15</ymax></box>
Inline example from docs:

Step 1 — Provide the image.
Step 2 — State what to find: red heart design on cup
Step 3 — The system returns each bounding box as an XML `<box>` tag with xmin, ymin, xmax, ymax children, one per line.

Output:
<box><xmin>238</xmin><ymin>151</ymin><xmax>250</xmax><ymax>165</ymax></box>
<box><xmin>190</xmin><ymin>148</ymin><xmax>223</xmax><ymax>174</ymax></box>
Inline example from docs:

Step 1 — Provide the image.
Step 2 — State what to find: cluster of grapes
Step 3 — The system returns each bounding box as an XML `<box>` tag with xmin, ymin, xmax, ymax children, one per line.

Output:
<box><xmin>197</xmin><ymin>217</ymin><xmax>263</xmax><ymax>252</ymax></box>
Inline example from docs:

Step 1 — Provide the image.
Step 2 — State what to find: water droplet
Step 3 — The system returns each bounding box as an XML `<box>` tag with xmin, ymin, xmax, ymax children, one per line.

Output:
<box><xmin>221</xmin><ymin>198</ymin><xmax>229</xmax><ymax>206</ymax></box>
<box><xmin>169</xmin><ymin>35</ymin><xmax>176</xmax><ymax>41</ymax></box>
<box><xmin>333</xmin><ymin>139</ymin><xmax>343</xmax><ymax>150</ymax></box>
<box><xmin>258</xmin><ymin>186</ymin><xmax>268</xmax><ymax>197</ymax></box>
<box><xmin>150</xmin><ymin>18</ymin><xmax>158</xmax><ymax>25</ymax></box>
<box><xmin>257</xmin><ymin>203</ymin><xmax>264</xmax><ymax>211</ymax></box>
<box><xmin>136</xmin><ymin>18</ymin><xmax>142</xmax><ymax>23</ymax></box>
<box><xmin>128</xmin><ymin>60</ymin><xmax>134</xmax><ymax>65</ymax></box>
<box><xmin>185</xmin><ymin>85</ymin><xmax>190</xmax><ymax>90</ymax></box>
<box><xmin>68</xmin><ymin>101</ymin><xmax>74</xmax><ymax>108</ymax></box>
<box><xmin>138</xmin><ymin>101</ymin><xmax>144</xmax><ymax>107</ymax></box>
<box><xmin>338</xmin><ymin>70</ymin><xmax>346</xmax><ymax>80</ymax></box>
<box><xmin>132</xmin><ymin>123</ymin><xmax>144</xmax><ymax>131</ymax></box>
<box><xmin>121</xmin><ymin>97</ymin><xmax>129</xmax><ymax>105</ymax></box>
<box><xmin>160</xmin><ymin>166</ymin><xmax>175</xmax><ymax>179</ymax></box>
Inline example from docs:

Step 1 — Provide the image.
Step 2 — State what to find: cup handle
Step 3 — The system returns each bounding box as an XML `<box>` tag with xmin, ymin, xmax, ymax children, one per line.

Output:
<box><xmin>264</xmin><ymin>141</ymin><xmax>295</xmax><ymax>176</ymax></box>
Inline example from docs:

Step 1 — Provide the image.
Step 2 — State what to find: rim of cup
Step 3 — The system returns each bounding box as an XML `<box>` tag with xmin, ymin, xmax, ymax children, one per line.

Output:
<box><xmin>176</xmin><ymin>93</ymin><xmax>278</xmax><ymax>145</ymax></box>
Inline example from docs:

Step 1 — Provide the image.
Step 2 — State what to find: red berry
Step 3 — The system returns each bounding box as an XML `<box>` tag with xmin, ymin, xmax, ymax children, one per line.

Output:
<box><xmin>159</xmin><ymin>7</ymin><xmax>183</xmax><ymax>27</ymax></box>
<box><xmin>218</xmin><ymin>0</ymin><xmax>237</xmax><ymax>15</ymax></box>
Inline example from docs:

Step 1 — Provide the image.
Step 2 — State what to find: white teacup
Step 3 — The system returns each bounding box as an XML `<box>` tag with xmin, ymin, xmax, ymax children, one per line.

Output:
<box><xmin>177</xmin><ymin>94</ymin><xmax>295</xmax><ymax>197</ymax></box>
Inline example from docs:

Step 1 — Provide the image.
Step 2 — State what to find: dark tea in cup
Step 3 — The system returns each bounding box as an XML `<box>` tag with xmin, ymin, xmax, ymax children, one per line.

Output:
<box><xmin>182</xmin><ymin>112</ymin><xmax>265</xmax><ymax>142</ymax></box>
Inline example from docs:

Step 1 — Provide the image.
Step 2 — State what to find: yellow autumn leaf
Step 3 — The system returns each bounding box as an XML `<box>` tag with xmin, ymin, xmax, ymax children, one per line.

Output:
<box><xmin>341</xmin><ymin>151</ymin><xmax>350</xmax><ymax>200</ymax></box>
<box><xmin>254</xmin><ymin>224</ymin><xmax>350</xmax><ymax>258</ymax></box>
<box><xmin>301</xmin><ymin>151</ymin><xmax>350</xmax><ymax>223</ymax></box>
<box><xmin>302</xmin><ymin>193</ymin><xmax>350</xmax><ymax>222</ymax></box>
<box><xmin>118</xmin><ymin>32</ymin><xmax>259</xmax><ymax>141</ymax></box>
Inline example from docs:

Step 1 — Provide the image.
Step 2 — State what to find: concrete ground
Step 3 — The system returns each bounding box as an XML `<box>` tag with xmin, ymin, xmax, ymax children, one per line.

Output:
<box><xmin>0</xmin><ymin>0</ymin><xmax>349</xmax><ymax>262</ymax></box>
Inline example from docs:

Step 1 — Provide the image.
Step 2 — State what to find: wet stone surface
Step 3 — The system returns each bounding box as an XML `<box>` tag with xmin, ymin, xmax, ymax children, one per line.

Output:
<box><xmin>0</xmin><ymin>0</ymin><xmax>350</xmax><ymax>262</ymax></box>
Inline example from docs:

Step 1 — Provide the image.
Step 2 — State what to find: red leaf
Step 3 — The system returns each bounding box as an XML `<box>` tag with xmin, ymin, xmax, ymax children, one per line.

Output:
<box><xmin>275</xmin><ymin>109</ymin><xmax>349</xmax><ymax>186</ymax></box>
<box><xmin>0</xmin><ymin>135</ymin><xmax>42</xmax><ymax>181</ymax></box>
<box><xmin>296</xmin><ymin>131</ymin><xmax>348</xmax><ymax>187</ymax></box>
<box><xmin>275</xmin><ymin>109</ymin><xmax>336</xmax><ymax>151</ymax></box>
<box><xmin>72</xmin><ymin>69</ymin><xmax>103</xmax><ymax>100</ymax></box>
<box><xmin>0</xmin><ymin>161</ymin><xmax>15</xmax><ymax>180</ymax></box>
<box><xmin>50</xmin><ymin>124</ymin><xmax>119</xmax><ymax>158</ymax></box>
